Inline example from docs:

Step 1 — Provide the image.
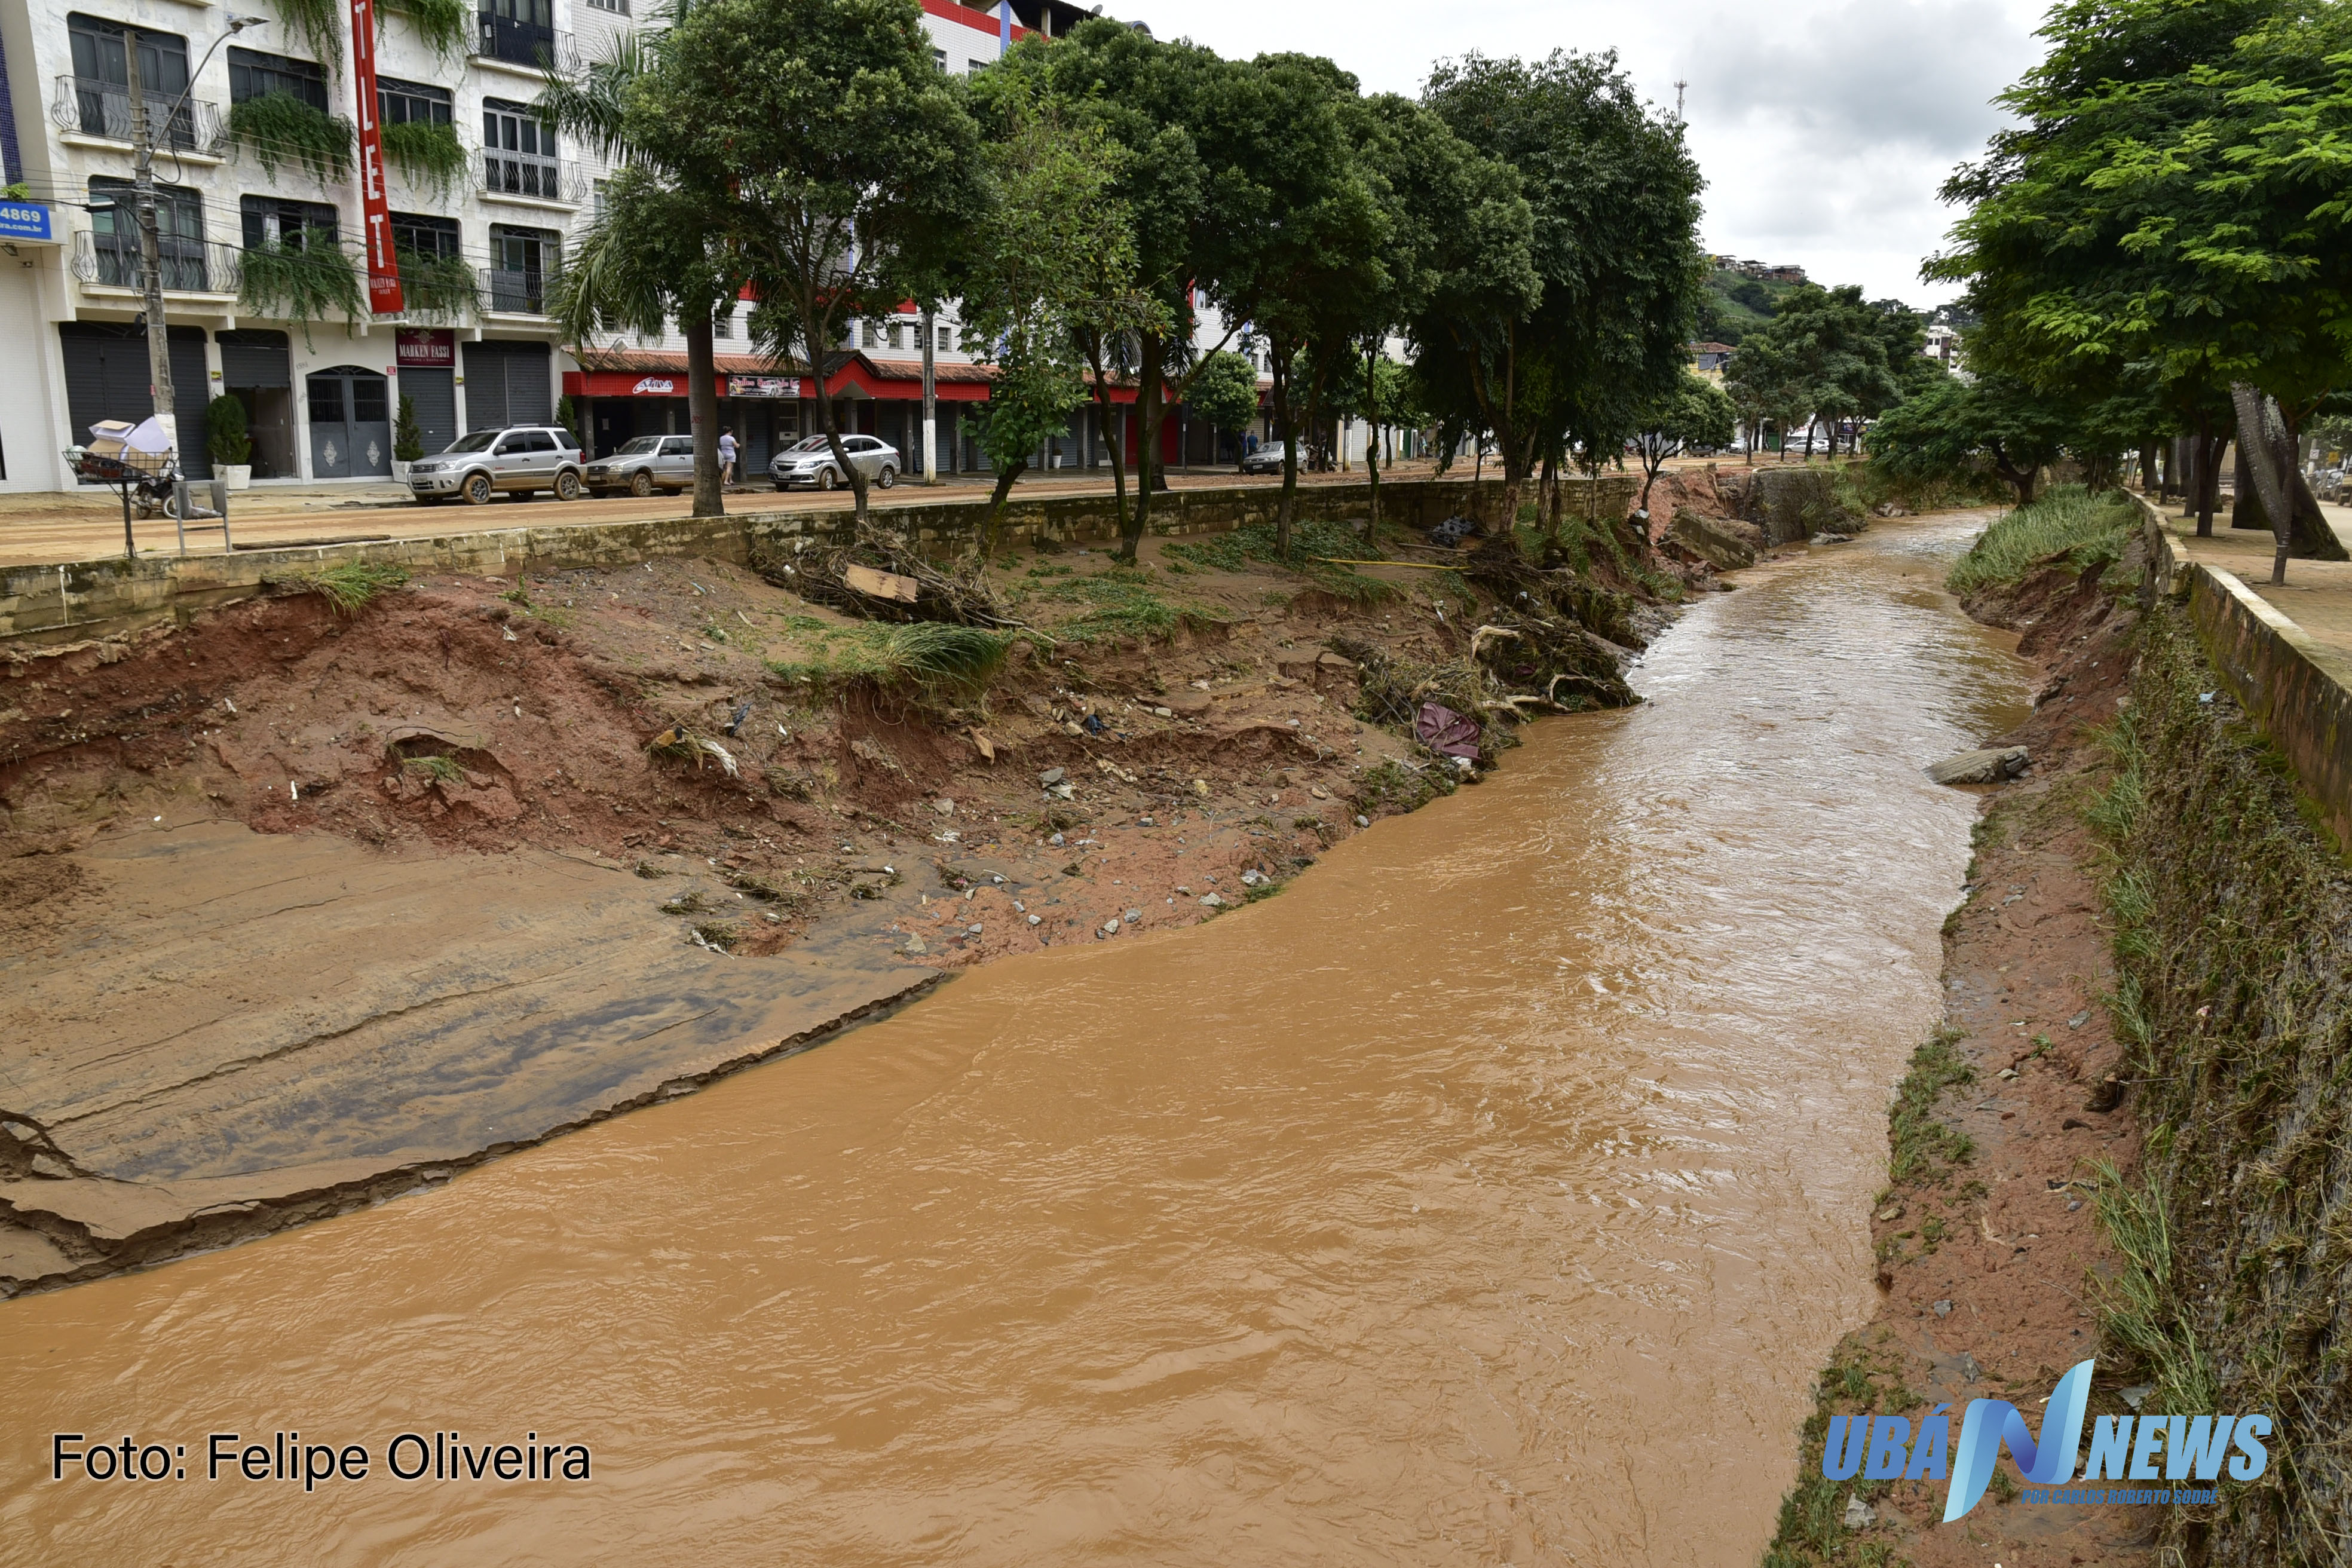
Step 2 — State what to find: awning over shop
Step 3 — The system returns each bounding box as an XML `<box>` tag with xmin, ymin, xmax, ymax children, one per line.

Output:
<box><xmin>564</xmin><ymin>350</ymin><xmax>1005</xmax><ymax>402</ymax></box>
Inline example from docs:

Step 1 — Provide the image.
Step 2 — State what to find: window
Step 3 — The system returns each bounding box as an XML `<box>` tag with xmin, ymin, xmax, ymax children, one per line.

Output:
<box><xmin>479</xmin><ymin>0</ymin><xmax>556</xmax><ymax>67</ymax></box>
<box><xmin>486</xmin><ymin>222</ymin><xmax>559</xmax><ymax>311</ymax></box>
<box><xmin>888</xmin><ymin>320</ymin><xmax>904</xmax><ymax>350</ymax></box>
<box><xmin>227</xmin><ymin>48</ymin><xmax>329</xmax><ymax>111</ymax></box>
<box><xmin>932</xmin><ymin>47</ymin><xmax>947</xmax><ymax>70</ymax></box>
<box><xmin>713</xmin><ymin>306</ymin><xmax>731</xmax><ymax>340</ymax></box>
<box><xmin>378</xmin><ymin>76</ymin><xmax>452</xmax><ymax>128</ymax></box>
<box><xmin>388</xmin><ymin>212</ymin><xmax>460</xmax><ymax>259</ymax></box>
<box><xmin>586</xmin><ymin>0</ymin><xmax>629</xmax><ymax>11</ymax></box>
<box><xmin>483</xmin><ymin>97</ymin><xmax>562</xmax><ymax>200</ymax></box>
<box><xmin>67</xmin><ymin>16</ymin><xmax>194</xmax><ymax>145</ymax></box>
<box><xmin>660</xmin><ymin>437</ymin><xmax>693</xmax><ymax>455</ymax></box>
<box><xmin>862</xmin><ymin>320</ymin><xmax>881</xmax><ymax>348</ymax></box>
<box><xmin>937</xmin><ymin>324</ymin><xmax>954</xmax><ymax>353</ymax></box>
<box><xmin>88</xmin><ymin>176</ymin><xmax>206</xmax><ymax>289</ymax></box>
<box><xmin>241</xmin><ymin>195</ymin><xmax>338</xmax><ymax>249</ymax></box>
<box><xmin>497</xmin><ymin>430</ymin><xmax>554</xmax><ymax>454</ymax></box>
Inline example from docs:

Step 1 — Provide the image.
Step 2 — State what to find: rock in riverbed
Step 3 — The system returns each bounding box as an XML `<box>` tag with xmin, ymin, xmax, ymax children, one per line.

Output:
<box><xmin>1926</xmin><ymin>746</ymin><xmax>2029</xmax><ymax>785</ymax></box>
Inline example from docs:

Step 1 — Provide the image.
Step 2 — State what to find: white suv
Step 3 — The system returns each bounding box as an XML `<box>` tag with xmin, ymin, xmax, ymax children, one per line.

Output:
<box><xmin>408</xmin><ymin>425</ymin><xmax>587</xmax><ymax>504</ymax></box>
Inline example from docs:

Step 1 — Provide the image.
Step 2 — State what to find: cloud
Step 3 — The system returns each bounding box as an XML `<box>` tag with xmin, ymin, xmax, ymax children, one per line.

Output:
<box><xmin>1101</xmin><ymin>0</ymin><xmax>2050</xmax><ymax>302</ymax></box>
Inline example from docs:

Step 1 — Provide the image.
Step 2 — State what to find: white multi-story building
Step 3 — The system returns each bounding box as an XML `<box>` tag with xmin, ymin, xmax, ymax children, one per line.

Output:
<box><xmin>0</xmin><ymin>0</ymin><xmax>1300</xmax><ymax>494</ymax></box>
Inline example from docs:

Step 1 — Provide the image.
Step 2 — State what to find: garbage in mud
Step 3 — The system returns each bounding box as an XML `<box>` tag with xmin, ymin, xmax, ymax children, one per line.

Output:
<box><xmin>1414</xmin><ymin>703</ymin><xmax>1481</xmax><ymax>761</ymax></box>
<box><xmin>753</xmin><ymin>535</ymin><xmax>1016</xmax><ymax>627</ymax></box>
<box><xmin>1429</xmin><ymin>515</ymin><xmax>1479</xmax><ymax>549</ymax></box>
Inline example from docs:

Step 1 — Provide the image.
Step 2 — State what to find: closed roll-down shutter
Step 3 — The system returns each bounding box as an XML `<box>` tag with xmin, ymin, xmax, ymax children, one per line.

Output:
<box><xmin>402</xmin><ymin>368</ymin><xmax>456</xmax><ymax>455</ymax></box>
<box><xmin>461</xmin><ymin>340</ymin><xmax>550</xmax><ymax>430</ymax></box>
<box><xmin>59</xmin><ymin>323</ymin><xmax>213</xmax><ymax>478</ymax></box>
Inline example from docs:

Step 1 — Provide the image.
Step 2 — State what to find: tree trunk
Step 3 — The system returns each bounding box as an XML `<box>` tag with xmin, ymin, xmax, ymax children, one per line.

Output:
<box><xmin>2230</xmin><ymin>382</ymin><xmax>2295</xmax><ymax>584</ymax></box>
<box><xmin>1272</xmin><ymin>342</ymin><xmax>1298</xmax><ymax>559</ymax></box>
<box><xmin>2194</xmin><ymin>414</ymin><xmax>2222</xmax><ymax>537</ymax></box>
<box><xmin>2137</xmin><ymin>440</ymin><xmax>2158</xmax><ymax>497</ymax></box>
<box><xmin>980</xmin><ymin>458</ymin><xmax>1027</xmax><ymax>562</ymax></box>
<box><xmin>2231</xmin><ymin>440</ymin><xmax>2266</xmax><ymax>529</ymax></box>
<box><xmin>1362</xmin><ymin>341</ymin><xmax>1381</xmax><ymax>534</ymax></box>
<box><xmin>686</xmin><ymin>313</ymin><xmax>724</xmax><ymax>519</ymax></box>
<box><xmin>810</xmin><ymin>304</ymin><xmax>867</xmax><ymax>531</ymax></box>
<box><xmin>1083</xmin><ymin>336</ymin><xmax>1128</xmax><ymax>540</ymax></box>
<box><xmin>1120</xmin><ymin>333</ymin><xmax>1165</xmax><ymax>564</ymax></box>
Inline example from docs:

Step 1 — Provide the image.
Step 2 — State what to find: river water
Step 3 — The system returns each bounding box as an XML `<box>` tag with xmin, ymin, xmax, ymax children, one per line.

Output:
<box><xmin>0</xmin><ymin>513</ymin><xmax>2030</xmax><ymax>1565</ymax></box>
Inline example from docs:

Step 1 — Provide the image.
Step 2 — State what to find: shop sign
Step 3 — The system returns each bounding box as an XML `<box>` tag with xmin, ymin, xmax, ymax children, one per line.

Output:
<box><xmin>395</xmin><ymin>329</ymin><xmax>455</xmax><ymax>368</ymax></box>
<box><xmin>728</xmin><ymin>375</ymin><xmax>802</xmax><ymax>399</ymax></box>
<box><xmin>0</xmin><ymin>203</ymin><xmax>56</xmax><ymax>243</ymax></box>
<box><xmin>632</xmin><ymin>376</ymin><xmax>678</xmax><ymax>395</ymax></box>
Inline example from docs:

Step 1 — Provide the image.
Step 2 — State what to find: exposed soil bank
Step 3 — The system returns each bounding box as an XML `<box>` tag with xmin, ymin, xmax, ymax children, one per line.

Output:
<box><xmin>0</xmin><ymin>485</ymin><xmax>1739</xmax><ymax>1294</ymax></box>
<box><xmin>1763</xmin><ymin>543</ymin><xmax>2162</xmax><ymax>1564</ymax></box>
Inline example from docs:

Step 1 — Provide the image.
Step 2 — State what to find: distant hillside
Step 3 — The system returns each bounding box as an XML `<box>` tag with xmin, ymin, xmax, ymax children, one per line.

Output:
<box><xmin>1695</xmin><ymin>268</ymin><xmax>1807</xmax><ymax>347</ymax></box>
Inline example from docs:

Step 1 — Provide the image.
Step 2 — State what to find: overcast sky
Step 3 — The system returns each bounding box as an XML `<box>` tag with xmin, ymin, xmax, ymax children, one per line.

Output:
<box><xmin>1110</xmin><ymin>0</ymin><xmax>2052</xmax><ymax>306</ymax></box>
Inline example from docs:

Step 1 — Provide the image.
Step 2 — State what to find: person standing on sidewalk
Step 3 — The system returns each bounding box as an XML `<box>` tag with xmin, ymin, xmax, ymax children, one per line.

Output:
<box><xmin>718</xmin><ymin>429</ymin><xmax>739</xmax><ymax>488</ymax></box>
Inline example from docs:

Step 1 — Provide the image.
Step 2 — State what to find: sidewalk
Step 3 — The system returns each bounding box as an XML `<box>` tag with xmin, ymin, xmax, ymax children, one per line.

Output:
<box><xmin>2154</xmin><ymin>499</ymin><xmax>2352</xmax><ymax>666</ymax></box>
<box><xmin>0</xmin><ymin>466</ymin><xmax>1419</xmax><ymax>569</ymax></box>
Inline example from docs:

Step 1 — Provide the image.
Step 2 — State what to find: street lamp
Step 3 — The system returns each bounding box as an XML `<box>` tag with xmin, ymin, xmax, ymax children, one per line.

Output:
<box><xmin>118</xmin><ymin>16</ymin><xmax>267</xmax><ymax>483</ymax></box>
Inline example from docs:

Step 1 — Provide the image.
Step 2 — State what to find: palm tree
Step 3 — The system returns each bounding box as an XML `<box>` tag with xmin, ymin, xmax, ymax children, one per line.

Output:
<box><xmin>539</xmin><ymin>26</ymin><xmax>736</xmax><ymax>518</ymax></box>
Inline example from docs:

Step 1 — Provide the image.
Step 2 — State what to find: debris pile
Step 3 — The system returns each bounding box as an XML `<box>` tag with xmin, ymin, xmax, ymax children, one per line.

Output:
<box><xmin>751</xmin><ymin>534</ymin><xmax>1017</xmax><ymax>628</ymax></box>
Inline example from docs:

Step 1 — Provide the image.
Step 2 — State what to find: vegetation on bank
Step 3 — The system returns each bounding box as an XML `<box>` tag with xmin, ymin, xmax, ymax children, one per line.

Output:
<box><xmin>1944</xmin><ymin>485</ymin><xmax>2139</xmax><ymax>596</ymax></box>
<box><xmin>2074</xmin><ymin>606</ymin><xmax>2352</xmax><ymax>1561</ymax></box>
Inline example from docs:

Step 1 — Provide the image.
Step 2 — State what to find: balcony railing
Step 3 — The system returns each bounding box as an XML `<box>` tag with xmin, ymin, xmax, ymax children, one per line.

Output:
<box><xmin>71</xmin><ymin>228</ymin><xmax>240</xmax><ymax>294</ymax></box>
<box><xmin>51</xmin><ymin>75</ymin><xmax>226</xmax><ymax>155</ymax></box>
<box><xmin>479</xmin><ymin>150</ymin><xmax>580</xmax><ymax>204</ymax></box>
<box><xmin>482</xmin><ymin>265</ymin><xmax>562</xmax><ymax>315</ymax></box>
<box><xmin>473</xmin><ymin>15</ymin><xmax>574</xmax><ymax>71</ymax></box>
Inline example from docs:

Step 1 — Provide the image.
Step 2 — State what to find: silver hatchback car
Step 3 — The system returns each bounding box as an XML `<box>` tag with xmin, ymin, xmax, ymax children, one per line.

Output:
<box><xmin>407</xmin><ymin>425</ymin><xmax>587</xmax><ymax>504</ymax></box>
<box><xmin>584</xmin><ymin>434</ymin><xmax>697</xmax><ymax>497</ymax></box>
<box><xmin>770</xmin><ymin>434</ymin><xmax>899</xmax><ymax>491</ymax></box>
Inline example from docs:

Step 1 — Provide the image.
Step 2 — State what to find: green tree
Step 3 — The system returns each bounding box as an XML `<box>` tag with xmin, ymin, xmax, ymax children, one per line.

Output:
<box><xmin>625</xmin><ymin>0</ymin><xmax>979</xmax><ymax>531</ymax></box>
<box><xmin>1418</xmin><ymin>51</ymin><xmax>1706</xmax><ymax>534</ymax></box>
<box><xmin>1726</xmin><ymin>283</ymin><xmax>1904</xmax><ymax>461</ymax></box>
<box><xmin>1186</xmin><ymin>350</ymin><xmax>1262</xmax><ymax>470</ymax></box>
<box><xmin>1866</xmin><ymin>374</ymin><xmax>2072</xmax><ymax>505</ymax></box>
<box><xmin>1630</xmin><ymin>372</ymin><xmax>1736</xmax><ymax>510</ymax></box>
<box><xmin>956</xmin><ymin>80</ymin><xmax>1140</xmax><ymax>558</ymax></box>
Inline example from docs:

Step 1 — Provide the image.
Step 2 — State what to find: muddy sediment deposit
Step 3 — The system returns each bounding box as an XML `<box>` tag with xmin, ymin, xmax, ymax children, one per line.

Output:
<box><xmin>2</xmin><ymin>514</ymin><xmax>2034</xmax><ymax>1563</ymax></box>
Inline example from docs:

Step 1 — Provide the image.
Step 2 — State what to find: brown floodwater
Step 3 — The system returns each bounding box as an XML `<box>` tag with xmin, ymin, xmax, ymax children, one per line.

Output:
<box><xmin>0</xmin><ymin>513</ymin><xmax>2031</xmax><ymax>1565</ymax></box>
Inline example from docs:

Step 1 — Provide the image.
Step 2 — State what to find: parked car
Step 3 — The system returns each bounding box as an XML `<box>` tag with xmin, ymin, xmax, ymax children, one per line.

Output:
<box><xmin>1239</xmin><ymin>442</ymin><xmax>1288</xmax><ymax>475</ymax></box>
<box><xmin>406</xmin><ymin>425</ymin><xmax>586</xmax><ymax>504</ymax></box>
<box><xmin>584</xmin><ymin>434</ymin><xmax>697</xmax><ymax>497</ymax></box>
<box><xmin>771</xmin><ymin>434</ymin><xmax>898</xmax><ymax>491</ymax></box>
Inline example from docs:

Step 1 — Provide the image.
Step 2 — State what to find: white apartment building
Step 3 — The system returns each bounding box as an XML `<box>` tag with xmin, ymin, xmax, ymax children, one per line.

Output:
<box><xmin>0</xmin><ymin>0</ymin><xmax>1311</xmax><ymax>494</ymax></box>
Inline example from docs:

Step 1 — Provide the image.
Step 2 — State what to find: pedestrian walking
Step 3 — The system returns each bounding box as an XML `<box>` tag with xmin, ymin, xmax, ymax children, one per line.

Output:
<box><xmin>718</xmin><ymin>429</ymin><xmax>739</xmax><ymax>487</ymax></box>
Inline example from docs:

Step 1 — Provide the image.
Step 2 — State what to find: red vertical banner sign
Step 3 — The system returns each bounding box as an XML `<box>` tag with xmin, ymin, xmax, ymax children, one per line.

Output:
<box><xmin>350</xmin><ymin>0</ymin><xmax>403</xmax><ymax>314</ymax></box>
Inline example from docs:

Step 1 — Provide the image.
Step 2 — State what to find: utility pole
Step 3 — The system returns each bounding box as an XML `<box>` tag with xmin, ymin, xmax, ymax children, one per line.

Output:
<box><xmin>122</xmin><ymin>32</ymin><xmax>177</xmax><ymax>464</ymax></box>
<box><xmin>920</xmin><ymin>306</ymin><xmax>939</xmax><ymax>484</ymax></box>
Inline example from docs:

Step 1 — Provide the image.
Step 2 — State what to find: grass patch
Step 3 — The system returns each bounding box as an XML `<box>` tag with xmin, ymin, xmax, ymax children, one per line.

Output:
<box><xmin>765</xmin><ymin>621</ymin><xmax>1016</xmax><ymax>697</ymax></box>
<box><xmin>282</xmin><ymin>560</ymin><xmax>412</xmax><ymax>614</ymax></box>
<box><xmin>1035</xmin><ymin>571</ymin><xmax>1225</xmax><ymax>645</ymax></box>
<box><xmin>1886</xmin><ymin>1023</ymin><xmax>1976</xmax><ymax>1185</ymax></box>
<box><xmin>1946</xmin><ymin>485</ymin><xmax>2139</xmax><ymax>596</ymax></box>
<box><xmin>2088</xmin><ymin>1161</ymin><xmax>2217</xmax><ymax>1417</ymax></box>
<box><xmin>400</xmin><ymin>754</ymin><xmax>462</xmax><ymax>785</ymax></box>
<box><xmin>1759</xmin><ymin>1339</ymin><xmax>1919</xmax><ymax>1568</ymax></box>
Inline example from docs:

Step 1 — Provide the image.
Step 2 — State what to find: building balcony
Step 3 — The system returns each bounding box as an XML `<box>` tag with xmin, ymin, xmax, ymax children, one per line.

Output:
<box><xmin>52</xmin><ymin>75</ymin><xmax>228</xmax><ymax>156</ymax></box>
<box><xmin>70</xmin><ymin>228</ymin><xmax>241</xmax><ymax>296</ymax></box>
<box><xmin>482</xmin><ymin>265</ymin><xmax>563</xmax><ymax>316</ymax></box>
<box><xmin>473</xmin><ymin>15</ymin><xmax>575</xmax><ymax>72</ymax></box>
<box><xmin>479</xmin><ymin>150</ymin><xmax>582</xmax><ymax>206</ymax></box>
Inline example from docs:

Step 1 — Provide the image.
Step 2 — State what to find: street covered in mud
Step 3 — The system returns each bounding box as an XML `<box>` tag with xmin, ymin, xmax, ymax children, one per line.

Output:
<box><xmin>0</xmin><ymin>509</ymin><xmax>2039</xmax><ymax>1561</ymax></box>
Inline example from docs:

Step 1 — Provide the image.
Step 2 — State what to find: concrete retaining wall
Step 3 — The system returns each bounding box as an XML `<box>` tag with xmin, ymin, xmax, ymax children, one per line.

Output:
<box><xmin>0</xmin><ymin>475</ymin><xmax>1596</xmax><ymax>648</ymax></box>
<box><xmin>2145</xmin><ymin>506</ymin><xmax>2352</xmax><ymax>848</ymax></box>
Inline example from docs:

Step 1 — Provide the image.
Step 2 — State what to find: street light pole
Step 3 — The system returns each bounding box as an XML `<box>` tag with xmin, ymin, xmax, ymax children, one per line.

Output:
<box><xmin>920</xmin><ymin>305</ymin><xmax>939</xmax><ymax>485</ymax></box>
<box><xmin>121</xmin><ymin>32</ymin><xmax>177</xmax><ymax>467</ymax></box>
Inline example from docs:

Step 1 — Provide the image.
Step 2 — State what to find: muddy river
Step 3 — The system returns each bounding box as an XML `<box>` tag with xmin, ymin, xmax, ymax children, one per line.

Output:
<box><xmin>0</xmin><ymin>513</ymin><xmax>2031</xmax><ymax>1564</ymax></box>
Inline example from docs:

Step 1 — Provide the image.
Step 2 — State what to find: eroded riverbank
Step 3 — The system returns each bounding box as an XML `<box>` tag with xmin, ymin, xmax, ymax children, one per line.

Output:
<box><xmin>1</xmin><ymin>513</ymin><xmax>2031</xmax><ymax>1564</ymax></box>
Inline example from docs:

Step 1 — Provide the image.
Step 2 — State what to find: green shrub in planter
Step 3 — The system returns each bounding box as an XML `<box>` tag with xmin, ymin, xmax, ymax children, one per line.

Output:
<box><xmin>395</xmin><ymin>394</ymin><xmax>425</xmax><ymax>463</ymax></box>
<box><xmin>206</xmin><ymin>394</ymin><xmax>251</xmax><ymax>466</ymax></box>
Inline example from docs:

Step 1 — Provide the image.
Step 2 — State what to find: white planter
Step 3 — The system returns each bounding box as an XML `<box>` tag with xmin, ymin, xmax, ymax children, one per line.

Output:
<box><xmin>390</xmin><ymin>460</ymin><xmax>411</xmax><ymax>483</ymax></box>
<box><xmin>218</xmin><ymin>464</ymin><xmax>252</xmax><ymax>491</ymax></box>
